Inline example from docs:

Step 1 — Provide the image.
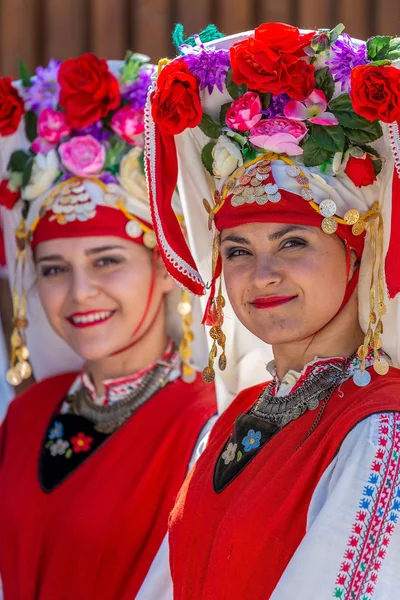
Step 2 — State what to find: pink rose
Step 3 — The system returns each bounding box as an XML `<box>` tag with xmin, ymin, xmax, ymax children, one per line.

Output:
<box><xmin>110</xmin><ymin>106</ymin><xmax>144</xmax><ymax>145</ymax></box>
<box><xmin>31</xmin><ymin>137</ymin><xmax>56</xmax><ymax>154</ymax></box>
<box><xmin>249</xmin><ymin>117</ymin><xmax>307</xmax><ymax>156</ymax></box>
<box><xmin>225</xmin><ymin>92</ymin><xmax>262</xmax><ymax>132</ymax></box>
<box><xmin>37</xmin><ymin>109</ymin><xmax>71</xmax><ymax>144</ymax></box>
<box><xmin>59</xmin><ymin>135</ymin><xmax>105</xmax><ymax>177</ymax></box>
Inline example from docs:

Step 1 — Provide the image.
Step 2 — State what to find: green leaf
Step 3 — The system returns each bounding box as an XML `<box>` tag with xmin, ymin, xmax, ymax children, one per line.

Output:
<box><xmin>369</xmin><ymin>59</ymin><xmax>392</xmax><ymax>67</ymax></box>
<box><xmin>201</xmin><ymin>141</ymin><xmax>216</xmax><ymax>175</ymax></box>
<box><xmin>261</xmin><ymin>92</ymin><xmax>271</xmax><ymax>110</ymax></box>
<box><xmin>302</xmin><ymin>137</ymin><xmax>332</xmax><ymax>167</ymax></box>
<box><xmin>242</xmin><ymin>144</ymin><xmax>258</xmax><ymax>162</ymax></box>
<box><xmin>198</xmin><ymin>113</ymin><xmax>222</xmax><ymax>139</ymax></box>
<box><xmin>8</xmin><ymin>150</ymin><xmax>31</xmax><ymax>173</ymax></box>
<box><xmin>343</xmin><ymin>122</ymin><xmax>383</xmax><ymax>145</ymax></box>
<box><xmin>219</xmin><ymin>102</ymin><xmax>231</xmax><ymax>127</ymax></box>
<box><xmin>329</xmin><ymin>23</ymin><xmax>345</xmax><ymax>45</ymax></box>
<box><xmin>226</xmin><ymin>67</ymin><xmax>248</xmax><ymax>100</ymax></box>
<box><xmin>366</xmin><ymin>36</ymin><xmax>391</xmax><ymax>61</ymax></box>
<box><xmin>65</xmin><ymin>448</ymin><xmax>73</xmax><ymax>459</ymax></box>
<box><xmin>357</xmin><ymin>144</ymin><xmax>383</xmax><ymax>176</ymax></box>
<box><xmin>18</xmin><ymin>58</ymin><xmax>32</xmax><ymax>88</ymax></box>
<box><xmin>45</xmin><ymin>441</ymin><xmax>53</xmax><ymax>448</ymax></box>
<box><xmin>311</xmin><ymin>124</ymin><xmax>345</xmax><ymax>152</ymax></box>
<box><xmin>22</xmin><ymin>157</ymin><xmax>33</xmax><ymax>187</ymax></box>
<box><xmin>315</xmin><ymin>67</ymin><xmax>335</xmax><ymax>102</ymax></box>
<box><xmin>329</xmin><ymin>95</ymin><xmax>383</xmax><ymax>140</ymax></box>
<box><xmin>237</xmin><ymin>450</ymin><xmax>243</xmax><ymax>461</ymax></box>
<box><xmin>24</xmin><ymin>110</ymin><xmax>37</xmax><ymax>142</ymax></box>
<box><xmin>386</xmin><ymin>38</ymin><xmax>400</xmax><ymax>60</ymax></box>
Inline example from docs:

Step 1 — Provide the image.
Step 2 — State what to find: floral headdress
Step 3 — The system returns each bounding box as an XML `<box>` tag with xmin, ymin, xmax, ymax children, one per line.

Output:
<box><xmin>0</xmin><ymin>53</ymin><xmax>196</xmax><ymax>386</ymax></box>
<box><xmin>146</xmin><ymin>23</ymin><xmax>400</xmax><ymax>385</ymax></box>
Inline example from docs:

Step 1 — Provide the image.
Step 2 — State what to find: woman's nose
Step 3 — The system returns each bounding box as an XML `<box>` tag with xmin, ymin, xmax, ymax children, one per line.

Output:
<box><xmin>70</xmin><ymin>269</ymin><xmax>99</xmax><ymax>304</ymax></box>
<box><xmin>252</xmin><ymin>255</ymin><xmax>282</xmax><ymax>289</ymax></box>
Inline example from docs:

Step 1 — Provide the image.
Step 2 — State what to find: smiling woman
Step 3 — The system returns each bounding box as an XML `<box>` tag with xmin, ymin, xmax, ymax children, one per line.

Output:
<box><xmin>0</xmin><ymin>55</ymin><xmax>216</xmax><ymax>600</ymax></box>
<box><xmin>146</xmin><ymin>22</ymin><xmax>400</xmax><ymax>599</ymax></box>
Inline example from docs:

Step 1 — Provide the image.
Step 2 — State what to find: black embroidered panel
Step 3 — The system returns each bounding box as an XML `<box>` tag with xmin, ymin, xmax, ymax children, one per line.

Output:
<box><xmin>39</xmin><ymin>411</ymin><xmax>110</xmax><ymax>493</ymax></box>
<box><xmin>213</xmin><ymin>413</ymin><xmax>279</xmax><ymax>493</ymax></box>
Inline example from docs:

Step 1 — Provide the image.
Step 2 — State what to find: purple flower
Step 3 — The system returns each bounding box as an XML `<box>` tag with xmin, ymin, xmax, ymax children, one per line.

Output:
<box><xmin>72</xmin><ymin>120</ymin><xmax>112</xmax><ymax>142</ymax></box>
<box><xmin>21</xmin><ymin>59</ymin><xmax>60</xmax><ymax>112</ymax></box>
<box><xmin>262</xmin><ymin>94</ymin><xmax>290</xmax><ymax>119</ymax></box>
<box><xmin>121</xmin><ymin>67</ymin><xmax>154</xmax><ymax>110</ymax></box>
<box><xmin>99</xmin><ymin>171</ymin><xmax>117</xmax><ymax>184</ymax></box>
<box><xmin>180</xmin><ymin>34</ymin><xmax>230</xmax><ymax>94</ymax></box>
<box><xmin>327</xmin><ymin>34</ymin><xmax>368</xmax><ymax>92</ymax></box>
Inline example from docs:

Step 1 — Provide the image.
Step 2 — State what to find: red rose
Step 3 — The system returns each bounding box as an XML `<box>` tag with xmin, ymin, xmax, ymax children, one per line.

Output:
<box><xmin>58</xmin><ymin>53</ymin><xmax>120</xmax><ymax>129</ymax></box>
<box><xmin>0</xmin><ymin>78</ymin><xmax>25</xmax><ymax>136</ymax></box>
<box><xmin>151</xmin><ymin>59</ymin><xmax>202</xmax><ymax>135</ymax></box>
<box><xmin>230</xmin><ymin>23</ymin><xmax>316</xmax><ymax>100</ymax></box>
<box><xmin>0</xmin><ymin>179</ymin><xmax>21</xmax><ymax>209</ymax></box>
<box><xmin>350</xmin><ymin>65</ymin><xmax>400</xmax><ymax>123</ymax></box>
<box><xmin>345</xmin><ymin>155</ymin><xmax>377</xmax><ymax>187</ymax></box>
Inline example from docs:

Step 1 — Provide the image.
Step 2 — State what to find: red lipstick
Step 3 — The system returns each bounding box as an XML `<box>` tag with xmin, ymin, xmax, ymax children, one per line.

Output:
<box><xmin>251</xmin><ymin>296</ymin><xmax>296</xmax><ymax>309</ymax></box>
<box><xmin>66</xmin><ymin>310</ymin><xmax>115</xmax><ymax>328</ymax></box>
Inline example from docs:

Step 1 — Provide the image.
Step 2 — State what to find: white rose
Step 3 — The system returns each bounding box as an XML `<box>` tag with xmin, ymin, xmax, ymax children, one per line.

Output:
<box><xmin>118</xmin><ymin>147</ymin><xmax>148</xmax><ymax>203</ymax></box>
<box><xmin>212</xmin><ymin>136</ymin><xmax>243</xmax><ymax>179</ymax></box>
<box><xmin>22</xmin><ymin>150</ymin><xmax>60</xmax><ymax>201</ymax></box>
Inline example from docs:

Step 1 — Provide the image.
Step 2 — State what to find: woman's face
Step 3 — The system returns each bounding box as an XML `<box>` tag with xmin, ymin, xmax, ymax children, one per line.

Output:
<box><xmin>221</xmin><ymin>222</ymin><xmax>354</xmax><ymax>346</ymax></box>
<box><xmin>35</xmin><ymin>235</ymin><xmax>173</xmax><ymax>361</ymax></box>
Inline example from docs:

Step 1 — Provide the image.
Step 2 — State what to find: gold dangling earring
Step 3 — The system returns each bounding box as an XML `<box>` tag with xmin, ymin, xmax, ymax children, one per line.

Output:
<box><xmin>202</xmin><ymin>278</ymin><xmax>227</xmax><ymax>384</ymax></box>
<box><xmin>178</xmin><ymin>289</ymin><xmax>196</xmax><ymax>383</ymax></box>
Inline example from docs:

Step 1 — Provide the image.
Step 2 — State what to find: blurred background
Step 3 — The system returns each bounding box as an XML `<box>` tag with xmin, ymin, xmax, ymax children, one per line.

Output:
<box><xmin>1</xmin><ymin>0</ymin><xmax>400</xmax><ymax>76</ymax></box>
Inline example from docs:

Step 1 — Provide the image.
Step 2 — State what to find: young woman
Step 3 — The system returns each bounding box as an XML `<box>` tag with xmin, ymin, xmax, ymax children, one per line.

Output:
<box><xmin>0</xmin><ymin>53</ymin><xmax>216</xmax><ymax>599</ymax></box>
<box><xmin>146</xmin><ymin>23</ymin><xmax>400</xmax><ymax>598</ymax></box>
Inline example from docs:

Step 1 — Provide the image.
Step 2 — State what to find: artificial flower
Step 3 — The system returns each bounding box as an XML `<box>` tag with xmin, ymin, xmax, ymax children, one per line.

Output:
<box><xmin>221</xmin><ymin>442</ymin><xmax>238</xmax><ymax>465</ymax></box>
<box><xmin>212</xmin><ymin>135</ymin><xmax>243</xmax><ymax>178</ymax></box>
<box><xmin>0</xmin><ymin>77</ymin><xmax>25</xmax><ymax>136</ymax></box>
<box><xmin>49</xmin><ymin>421</ymin><xmax>64</xmax><ymax>440</ymax></box>
<box><xmin>31</xmin><ymin>137</ymin><xmax>56</xmax><ymax>154</ymax></box>
<box><xmin>249</xmin><ymin>118</ymin><xmax>307</xmax><ymax>155</ymax></box>
<box><xmin>73</xmin><ymin>121</ymin><xmax>112</xmax><ymax>142</ymax></box>
<box><xmin>58</xmin><ymin>53</ymin><xmax>120</xmax><ymax>129</ymax></box>
<box><xmin>110</xmin><ymin>106</ymin><xmax>144</xmax><ymax>145</ymax></box>
<box><xmin>151</xmin><ymin>59</ymin><xmax>202</xmax><ymax>135</ymax></box>
<box><xmin>263</xmin><ymin>93</ymin><xmax>290</xmax><ymax>119</ymax></box>
<box><xmin>327</xmin><ymin>34</ymin><xmax>368</xmax><ymax>92</ymax></box>
<box><xmin>121</xmin><ymin>66</ymin><xmax>155</xmax><ymax>109</ymax></box>
<box><xmin>59</xmin><ymin>135</ymin><xmax>105</xmax><ymax>178</ymax></box>
<box><xmin>344</xmin><ymin>154</ymin><xmax>377</xmax><ymax>187</ymax></box>
<box><xmin>0</xmin><ymin>179</ymin><xmax>21</xmax><ymax>209</ymax></box>
<box><xmin>118</xmin><ymin>147</ymin><xmax>148</xmax><ymax>202</ymax></box>
<box><xmin>70</xmin><ymin>432</ymin><xmax>93</xmax><ymax>453</ymax></box>
<box><xmin>225</xmin><ymin>92</ymin><xmax>262</xmax><ymax>132</ymax></box>
<box><xmin>242</xmin><ymin>429</ymin><xmax>262</xmax><ymax>452</ymax></box>
<box><xmin>230</xmin><ymin>23</ymin><xmax>315</xmax><ymax>100</ymax></box>
<box><xmin>21</xmin><ymin>59</ymin><xmax>61</xmax><ymax>112</ymax></box>
<box><xmin>180</xmin><ymin>34</ymin><xmax>230</xmax><ymax>94</ymax></box>
<box><xmin>22</xmin><ymin>150</ymin><xmax>60</xmax><ymax>200</ymax></box>
<box><xmin>284</xmin><ymin>89</ymin><xmax>339</xmax><ymax>126</ymax></box>
<box><xmin>37</xmin><ymin>108</ymin><xmax>71</xmax><ymax>144</ymax></box>
<box><xmin>50</xmin><ymin>439</ymin><xmax>70</xmax><ymax>456</ymax></box>
<box><xmin>350</xmin><ymin>64</ymin><xmax>400</xmax><ymax>123</ymax></box>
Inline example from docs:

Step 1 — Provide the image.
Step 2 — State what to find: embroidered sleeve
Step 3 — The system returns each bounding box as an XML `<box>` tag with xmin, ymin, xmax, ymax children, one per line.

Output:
<box><xmin>270</xmin><ymin>412</ymin><xmax>400</xmax><ymax>600</ymax></box>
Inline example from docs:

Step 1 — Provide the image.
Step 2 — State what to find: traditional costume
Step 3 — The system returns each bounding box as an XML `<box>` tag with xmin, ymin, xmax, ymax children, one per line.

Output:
<box><xmin>146</xmin><ymin>24</ymin><xmax>400</xmax><ymax>598</ymax></box>
<box><xmin>0</xmin><ymin>53</ymin><xmax>216</xmax><ymax>599</ymax></box>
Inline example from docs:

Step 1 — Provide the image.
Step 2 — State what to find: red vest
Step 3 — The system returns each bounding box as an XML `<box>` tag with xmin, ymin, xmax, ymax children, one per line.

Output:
<box><xmin>169</xmin><ymin>368</ymin><xmax>400</xmax><ymax>600</ymax></box>
<box><xmin>0</xmin><ymin>372</ymin><xmax>216</xmax><ymax>599</ymax></box>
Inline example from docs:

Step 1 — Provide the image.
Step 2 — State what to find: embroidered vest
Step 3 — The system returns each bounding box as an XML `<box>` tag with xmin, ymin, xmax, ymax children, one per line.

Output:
<box><xmin>169</xmin><ymin>367</ymin><xmax>400</xmax><ymax>600</ymax></box>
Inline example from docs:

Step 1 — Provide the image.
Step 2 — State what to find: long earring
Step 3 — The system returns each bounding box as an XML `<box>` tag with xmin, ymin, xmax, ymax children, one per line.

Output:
<box><xmin>178</xmin><ymin>289</ymin><xmax>196</xmax><ymax>383</ymax></box>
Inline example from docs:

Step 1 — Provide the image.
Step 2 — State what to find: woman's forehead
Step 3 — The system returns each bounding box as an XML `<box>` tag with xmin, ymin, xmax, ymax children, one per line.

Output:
<box><xmin>35</xmin><ymin>235</ymin><xmax>132</xmax><ymax>258</ymax></box>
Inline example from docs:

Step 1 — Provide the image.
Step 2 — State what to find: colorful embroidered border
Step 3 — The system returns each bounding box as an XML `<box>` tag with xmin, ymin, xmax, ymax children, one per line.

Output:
<box><xmin>333</xmin><ymin>413</ymin><xmax>400</xmax><ymax>599</ymax></box>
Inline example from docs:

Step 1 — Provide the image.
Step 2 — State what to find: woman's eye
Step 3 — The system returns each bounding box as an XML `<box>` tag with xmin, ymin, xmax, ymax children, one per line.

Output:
<box><xmin>40</xmin><ymin>265</ymin><xmax>65</xmax><ymax>277</ymax></box>
<box><xmin>225</xmin><ymin>248</ymin><xmax>251</xmax><ymax>260</ymax></box>
<box><xmin>95</xmin><ymin>256</ymin><xmax>123</xmax><ymax>267</ymax></box>
<box><xmin>280</xmin><ymin>238</ymin><xmax>306</xmax><ymax>250</ymax></box>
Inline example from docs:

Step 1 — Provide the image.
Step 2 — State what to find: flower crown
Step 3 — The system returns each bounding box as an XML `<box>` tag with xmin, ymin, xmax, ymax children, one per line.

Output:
<box><xmin>152</xmin><ymin>23</ymin><xmax>400</xmax><ymax>191</ymax></box>
<box><xmin>0</xmin><ymin>52</ymin><xmax>155</xmax><ymax>215</ymax></box>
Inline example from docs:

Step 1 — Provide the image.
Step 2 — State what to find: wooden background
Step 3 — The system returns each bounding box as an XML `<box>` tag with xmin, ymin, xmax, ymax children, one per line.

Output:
<box><xmin>1</xmin><ymin>0</ymin><xmax>400</xmax><ymax>77</ymax></box>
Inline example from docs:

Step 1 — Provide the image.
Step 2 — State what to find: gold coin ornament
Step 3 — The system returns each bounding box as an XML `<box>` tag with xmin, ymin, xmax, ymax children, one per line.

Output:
<box><xmin>321</xmin><ymin>217</ymin><xmax>338</xmax><ymax>234</ymax></box>
<box><xmin>202</xmin><ymin>365</ymin><xmax>215</xmax><ymax>384</ymax></box>
<box><xmin>218</xmin><ymin>353</ymin><xmax>227</xmax><ymax>371</ymax></box>
<box><xmin>377</xmin><ymin>302</ymin><xmax>387</xmax><ymax>317</ymax></box>
<box><xmin>18</xmin><ymin>361</ymin><xmax>32</xmax><ymax>379</ymax></box>
<box><xmin>20</xmin><ymin>346</ymin><xmax>30</xmax><ymax>360</ymax></box>
<box><xmin>357</xmin><ymin>344</ymin><xmax>368</xmax><ymax>358</ymax></box>
<box><xmin>352</xmin><ymin>221</ymin><xmax>366</xmax><ymax>236</ymax></box>
<box><xmin>6</xmin><ymin>368</ymin><xmax>22</xmax><ymax>386</ymax></box>
<box><xmin>344</xmin><ymin>209</ymin><xmax>360</xmax><ymax>225</ymax></box>
<box><xmin>373</xmin><ymin>357</ymin><xmax>389</xmax><ymax>376</ymax></box>
<box><xmin>143</xmin><ymin>231</ymin><xmax>157</xmax><ymax>249</ymax></box>
<box><xmin>177</xmin><ymin>301</ymin><xmax>191</xmax><ymax>316</ymax></box>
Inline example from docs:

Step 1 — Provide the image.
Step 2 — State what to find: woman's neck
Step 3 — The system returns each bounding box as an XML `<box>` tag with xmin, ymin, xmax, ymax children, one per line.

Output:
<box><xmin>84</xmin><ymin>311</ymin><xmax>169</xmax><ymax>397</ymax></box>
<box><xmin>272</xmin><ymin>292</ymin><xmax>364</xmax><ymax>381</ymax></box>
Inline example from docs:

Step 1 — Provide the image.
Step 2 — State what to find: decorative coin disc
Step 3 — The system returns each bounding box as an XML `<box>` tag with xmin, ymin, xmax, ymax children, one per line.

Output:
<box><xmin>256</xmin><ymin>195</ymin><xmax>268</xmax><ymax>205</ymax></box>
<box><xmin>296</xmin><ymin>175</ymin><xmax>309</xmax><ymax>185</ymax></box>
<box><xmin>265</xmin><ymin>183</ymin><xmax>278</xmax><ymax>195</ymax></box>
<box><xmin>308</xmin><ymin>397</ymin><xmax>320</xmax><ymax>410</ymax></box>
<box><xmin>287</xmin><ymin>165</ymin><xmax>301</xmax><ymax>177</ymax></box>
<box><xmin>374</xmin><ymin>357</ymin><xmax>390</xmax><ymax>375</ymax></box>
<box><xmin>353</xmin><ymin>369</ymin><xmax>371</xmax><ymax>387</ymax></box>
<box><xmin>357</xmin><ymin>344</ymin><xmax>368</xmax><ymax>358</ymax></box>
<box><xmin>143</xmin><ymin>231</ymin><xmax>157</xmax><ymax>249</ymax></box>
<box><xmin>321</xmin><ymin>217</ymin><xmax>338</xmax><ymax>234</ymax></box>
<box><xmin>344</xmin><ymin>209</ymin><xmax>360</xmax><ymax>225</ymax></box>
<box><xmin>125</xmin><ymin>220</ymin><xmax>142</xmax><ymax>238</ymax></box>
<box><xmin>319</xmin><ymin>199</ymin><xmax>337</xmax><ymax>218</ymax></box>
<box><xmin>256</xmin><ymin>172</ymin><xmax>269</xmax><ymax>181</ymax></box>
<box><xmin>268</xmin><ymin>192</ymin><xmax>281</xmax><ymax>203</ymax></box>
<box><xmin>301</xmin><ymin>188</ymin><xmax>314</xmax><ymax>200</ymax></box>
<box><xmin>352</xmin><ymin>221</ymin><xmax>366</xmax><ymax>236</ymax></box>
<box><xmin>202</xmin><ymin>366</ymin><xmax>215</xmax><ymax>384</ymax></box>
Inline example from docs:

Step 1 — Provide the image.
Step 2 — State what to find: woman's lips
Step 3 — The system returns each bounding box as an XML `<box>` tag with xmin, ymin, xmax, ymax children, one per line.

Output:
<box><xmin>250</xmin><ymin>296</ymin><xmax>297</xmax><ymax>309</ymax></box>
<box><xmin>66</xmin><ymin>310</ymin><xmax>115</xmax><ymax>328</ymax></box>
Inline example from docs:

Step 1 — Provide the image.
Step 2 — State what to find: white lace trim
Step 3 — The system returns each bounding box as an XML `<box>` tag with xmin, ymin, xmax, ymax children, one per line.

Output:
<box><xmin>144</xmin><ymin>84</ymin><xmax>205</xmax><ymax>291</ymax></box>
<box><xmin>387</xmin><ymin>121</ymin><xmax>400</xmax><ymax>178</ymax></box>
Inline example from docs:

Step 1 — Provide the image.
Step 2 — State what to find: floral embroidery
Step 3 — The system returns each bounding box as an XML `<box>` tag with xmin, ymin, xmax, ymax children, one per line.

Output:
<box><xmin>49</xmin><ymin>438</ymin><xmax>70</xmax><ymax>456</ymax></box>
<box><xmin>242</xmin><ymin>429</ymin><xmax>262</xmax><ymax>452</ymax></box>
<box><xmin>333</xmin><ymin>413</ymin><xmax>400</xmax><ymax>599</ymax></box>
<box><xmin>70</xmin><ymin>432</ymin><xmax>94</xmax><ymax>453</ymax></box>
<box><xmin>221</xmin><ymin>442</ymin><xmax>237</xmax><ymax>465</ymax></box>
<box><xmin>49</xmin><ymin>420</ymin><xmax>64</xmax><ymax>439</ymax></box>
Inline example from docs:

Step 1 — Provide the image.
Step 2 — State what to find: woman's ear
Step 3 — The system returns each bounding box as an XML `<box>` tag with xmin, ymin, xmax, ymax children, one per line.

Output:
<box><xmin>349</xmin><ymin>249</ymin><xmax>359</xmax><ymax>282</ymax></box>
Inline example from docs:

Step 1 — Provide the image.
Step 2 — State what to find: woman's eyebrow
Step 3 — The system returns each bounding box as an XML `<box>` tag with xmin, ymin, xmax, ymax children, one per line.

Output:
<box><xmin>268</xmin><ymin>225</ymin><xmax>308</xmax><ymax>241</ymax></box>
<box><xmin>85</xmin><ymin>245</ymin><xmax>126</xmax><ymax>256</ymax></box>
<box><xmin>36</xmin><ymin>254</ymin><xmax>64</xmax><ymax>263</ymax></box>
<box><xmin>221</xmin><ymin>235</ymin><xmax>250</xmax><ymax>245</ymax></box>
